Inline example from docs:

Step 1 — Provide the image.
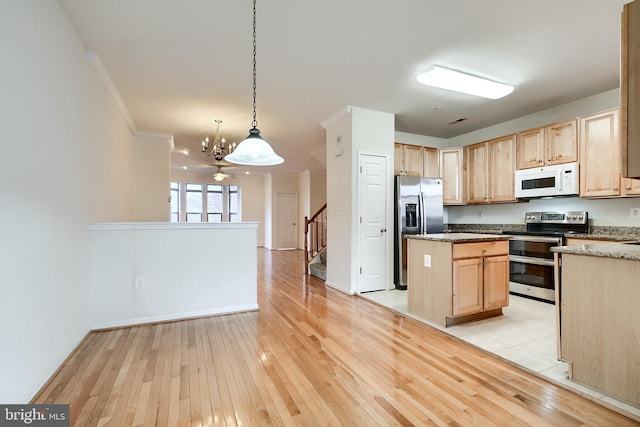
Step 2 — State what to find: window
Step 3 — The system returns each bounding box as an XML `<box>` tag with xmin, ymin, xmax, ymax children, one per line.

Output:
<box><xmin>170</xmin><ymin>182</ymin><xmax>179</xmax><ymax>222</ymax></box>
<box><xmin>207</xmin><ymin>184</ymin><xmax>223</xmax><ymax>222</ymax></box>
<box><xmin>185</xmin><ymin>183</ymin><xmax>203</xmax><ymax>222</ymax></box>
<box><xmin>170</xmin><ymin>182</ymin><xmax>240</xmax><ymax>222</ymax></box>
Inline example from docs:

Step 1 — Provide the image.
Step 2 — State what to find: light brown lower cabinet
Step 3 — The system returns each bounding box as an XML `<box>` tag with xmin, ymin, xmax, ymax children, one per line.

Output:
<box><xmin>408</xmin><ymin>238</ymin><xmax>509</xmax><ymax>327</ymax></box>
<box><xmin>558</xmin><ymin>252</ymin><xmax>640</xmax><ymax>407</ymax></box>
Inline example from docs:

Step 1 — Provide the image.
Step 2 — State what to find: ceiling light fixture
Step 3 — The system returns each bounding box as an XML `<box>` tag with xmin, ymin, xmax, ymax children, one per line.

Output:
<box><xmin>202</xmin><ymin>119</ymin><xmax>235</xmax><ymax>162</ymax></box>
<box><xmin>417</xmin><ymin>65</ymin><xmax>514</xmax><ymax>99</ymax></box>
<box><xmin>225</xmin><ymin>0</ymin><xmax>284</xmax><ymax>166</ymax></box>
<box><xmin>212</xmin><ymin>165</ymin><xmax>234</xmax><ymax>182</ymax></box>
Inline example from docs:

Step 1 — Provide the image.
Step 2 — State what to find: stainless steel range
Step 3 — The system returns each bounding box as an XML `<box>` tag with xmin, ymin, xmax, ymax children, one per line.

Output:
<box><xmin>503</xmin><ymin>211</ymin><xmax>588</xmax><ymax>303</ymax></box>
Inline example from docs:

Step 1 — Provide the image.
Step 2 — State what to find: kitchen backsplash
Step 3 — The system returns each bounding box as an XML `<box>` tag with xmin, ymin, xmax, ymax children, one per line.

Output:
<box><xmin>446</xmin><ymin>223</ymin><xmax>640</xmax><ymax>239</ymax></box>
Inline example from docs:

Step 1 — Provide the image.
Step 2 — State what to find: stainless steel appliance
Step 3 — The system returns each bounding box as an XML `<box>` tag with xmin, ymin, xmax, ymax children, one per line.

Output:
<box><xmin>394</xmin><ymin>176</ymin><xmax>444</xmax><ymax>289</ymax></box>
<box><xmin>515</xmin><ymin>162</ymin><xmax>579</xmax><ymax>199</ymax></box>
<box><xmin>503</xmin><ymin>211</ymin><xmax>588</xmax><ymax>303</ymax></box>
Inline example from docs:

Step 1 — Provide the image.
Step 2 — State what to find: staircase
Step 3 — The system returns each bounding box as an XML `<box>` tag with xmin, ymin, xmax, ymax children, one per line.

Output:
<box><xmin>308</xmin><ymin>248</ymin><xmax>327</xmax><ymax>281</ymax></box>
<box><xmin>304</xmin><ymin>203</ymin><xmax>327</xmax><ymax>279</ymax></box>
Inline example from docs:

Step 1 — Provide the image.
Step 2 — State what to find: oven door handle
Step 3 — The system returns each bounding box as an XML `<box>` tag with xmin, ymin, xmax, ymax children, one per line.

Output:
<box><xmin>509</xmin><ymin>255</ymin><xmax>556</xmax><ymax>267</ymax></box>
<box><xmin>507</xmin><ymin>235</ymin><xmax>562</xmax><ymax>244</ymax></box>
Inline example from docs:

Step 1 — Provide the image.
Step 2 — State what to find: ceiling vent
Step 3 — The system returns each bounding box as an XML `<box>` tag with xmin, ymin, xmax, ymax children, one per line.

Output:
<box><xmin>448</xmin><ymin>117</ymin><xmax>469</xmax><ymax>125</ymax></box>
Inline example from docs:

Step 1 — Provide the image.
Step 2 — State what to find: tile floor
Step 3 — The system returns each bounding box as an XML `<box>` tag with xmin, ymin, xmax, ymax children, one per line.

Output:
<box><xmin>359</xmin><ymin>289</ymin><xmax>640</xmax><ymax>420</ymax></box>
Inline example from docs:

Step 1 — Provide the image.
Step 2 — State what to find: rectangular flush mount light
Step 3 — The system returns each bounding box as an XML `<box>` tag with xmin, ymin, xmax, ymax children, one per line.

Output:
<box><xmin>417</xmin><ymin>65</ymin><xmax>514</xmax><ymax>99</ymax></box>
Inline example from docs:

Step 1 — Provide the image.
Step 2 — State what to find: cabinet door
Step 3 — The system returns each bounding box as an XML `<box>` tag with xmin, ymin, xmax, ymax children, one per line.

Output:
<box><xmin>545</xmin><ymin>119</ymin><xmax>577</xmax><ymax>165</ymax></box>
<box><xmin>579</xmin><ymin>109</ymin><xmax>621</xmax><ymax>198</ymax></box>
<box><xmin>622</xmin><ymin>176</ymin><xmax>640</xmax><ymax>196</ymax></box>
<box><xmin>423</xmin><ymin>147</ymin><xmax>439</xmax><ymax>178</ymax></box>
<box><xmin>517</xmin><ymin>128</ymin><xmax>544</xmax><ymax>169</ymax></box>
<box><xmin>488</xmin><ymin>134</ymin><xmax>516</xmax><ymax>202</ymax></box>
<box><xmin>622</xmin><ymin>1</ymin><xmax>640</xmax><ymax>178</ymax></box>
<box><xmin>483</xmin><ymin>255</ymin><xmax>509</xmax><ymax>310</ymax></box>
<box><xmin>404</xmin><ymin>145</ymin><xmax>423</xmax><ymax>176</ymax></box>
<box><xmin>439</xmin><ymin>148</ymin><xmax>464</xmax><ymax>205</ymax></box>
<box><xmin>452</xmin><ymin>258</ymin><xmax>483</xmax><ymax>316</ymax></box>
<box><xmin>394</xmin><ymin>143</ymin><xmax>405</xmax><ymax>175</ymax></box>
<box><xmin>464</xmin><ymin>142</ymin><xmax>489</xmax><ymax>204</ymax></box>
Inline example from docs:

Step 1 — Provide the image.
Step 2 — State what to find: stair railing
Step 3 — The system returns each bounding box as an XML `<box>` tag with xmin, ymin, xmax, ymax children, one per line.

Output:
<box><xmin>304</xmin><ymin>203</ymin><xmax>327</xmax><ymax>274</ymax></box>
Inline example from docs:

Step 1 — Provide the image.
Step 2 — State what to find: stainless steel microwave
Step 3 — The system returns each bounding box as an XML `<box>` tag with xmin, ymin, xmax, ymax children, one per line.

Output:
<box><xmin>515</xmin><ymin>162</ymin><xmax>579</xmax><ymax>198</ymax></box>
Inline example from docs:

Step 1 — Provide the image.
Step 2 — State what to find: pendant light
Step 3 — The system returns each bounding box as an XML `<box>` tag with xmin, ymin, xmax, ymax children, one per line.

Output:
<box><xmin>225</xmin><ymin>0</ymin><xmax>284</xmax><ymax>166</ymax></box>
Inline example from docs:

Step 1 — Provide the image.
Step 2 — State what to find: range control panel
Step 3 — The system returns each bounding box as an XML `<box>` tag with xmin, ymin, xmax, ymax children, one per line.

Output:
<box><xmin>524</xmin><ymin>211</ymin><xmax>588</xmax><ymax>225</ymax></box>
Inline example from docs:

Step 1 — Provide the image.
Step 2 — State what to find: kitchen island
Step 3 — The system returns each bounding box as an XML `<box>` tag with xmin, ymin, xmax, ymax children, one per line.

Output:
<box><xmin>553</xmin><ymin>242</ymin><xmax>640</xmax><ymax>408</ymax></box>
<box><xmin>406</xmin><ymin>233</ymin><xmax>510</xmax><ymax>327</ymax></box>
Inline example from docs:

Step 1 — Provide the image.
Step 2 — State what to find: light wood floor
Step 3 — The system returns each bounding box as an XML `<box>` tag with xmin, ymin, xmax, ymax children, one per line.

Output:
<box><xmin>34</xmin><ymin>249</ymin><xmax>638</xmax><ymax>426</ymax></box>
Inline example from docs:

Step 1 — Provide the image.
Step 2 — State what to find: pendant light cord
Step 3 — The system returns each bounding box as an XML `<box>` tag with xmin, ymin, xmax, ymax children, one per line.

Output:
<box><xmin>251</xmin><ymin>0</ymin><xmax>258</xmax><ymax>129</ymax></box>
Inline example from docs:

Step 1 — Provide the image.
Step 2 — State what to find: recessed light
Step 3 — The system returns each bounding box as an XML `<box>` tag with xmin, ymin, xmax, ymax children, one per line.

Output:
<box><xmin>417</xmin><ymin>65</ymin><xmax>514</xmax><ymax>99</ymax></box>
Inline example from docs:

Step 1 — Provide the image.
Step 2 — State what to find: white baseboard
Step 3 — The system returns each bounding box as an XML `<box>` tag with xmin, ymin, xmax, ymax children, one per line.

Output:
<box><xmin>324</xmin><ymin>280</ymin><xmax>354</xmax><ymax>295</ymax></box>
<box><xmin>90</xmin><ymin>304</ymin><xmax>260</xmax><ymax>331</ymax></box>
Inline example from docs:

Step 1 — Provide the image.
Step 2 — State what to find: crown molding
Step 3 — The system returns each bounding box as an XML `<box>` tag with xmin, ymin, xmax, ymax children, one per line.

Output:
<box><xmin>135</xmin><ymin>130</ymin><xmax>175</xmax><ymax>152</ymax></box>
<box><xmin>320</xmin><ymin>105</ymin><xmax>352</xmax><ymax>129</ymax></box>
<box><xmin>86</xmin><ymin>50</ymin><xmax>136</xmax><ymax>133</ymax></box>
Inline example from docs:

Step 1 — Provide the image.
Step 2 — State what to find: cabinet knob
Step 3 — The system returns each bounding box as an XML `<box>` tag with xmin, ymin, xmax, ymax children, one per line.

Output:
<box><xmin>547</xmin><ymin>158</ymin><xmax>551</xmax><ymax>161</ymax></box>
<box><xmin>626</xmin><ymin>186</ymin><xmax>631</xmax><ymax>190</ymax></box>
<box><xmin>614</xmin><ymin>187</ymin><xmax>619</xmax><ymax>191</ymax></box>
<box><xmin>380</xmin><ymin>228</ymin><xmax>387</xmax><ymax>233</ymax></box>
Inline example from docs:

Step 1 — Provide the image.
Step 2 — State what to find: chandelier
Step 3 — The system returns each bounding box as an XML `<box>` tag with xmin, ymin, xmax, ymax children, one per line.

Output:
<box><xmin>224</xmin><ymin>0</ymin><xmax>284</xmax><ymax>166</ymax></box>
<box><xmin>201</xmin><ymin>119</ymin><xmax>236</xmax><ymax>162</ymax></box>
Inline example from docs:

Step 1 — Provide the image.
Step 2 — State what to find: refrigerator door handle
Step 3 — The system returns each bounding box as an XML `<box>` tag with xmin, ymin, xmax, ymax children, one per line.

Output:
<box><xmin>419</xmin><ymin>191</ymin><xmax>425</xmax><ymax>234</ymax></box>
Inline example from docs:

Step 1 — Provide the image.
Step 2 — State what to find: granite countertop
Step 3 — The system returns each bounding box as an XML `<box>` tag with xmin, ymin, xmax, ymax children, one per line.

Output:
<box><xmin>552</xmin><ymin>241</ymin><xmax>640</xmax><ymax>260</ymax></box>
<box><xmin>406</xmin><ymin>233</ymin><xmax>510</xmax><ymax>243</ymax></box>
<box><xmin>565</xmin><ymin>233</ymin><xmax>637</xmax><ymax>241</ymax></box>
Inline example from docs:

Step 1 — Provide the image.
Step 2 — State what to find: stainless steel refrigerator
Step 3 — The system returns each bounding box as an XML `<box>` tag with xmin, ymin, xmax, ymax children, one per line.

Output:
<box><xmin>394</xmin><ymin>176</ymin><xmax>444</xmax><ymax>289</ymax></box>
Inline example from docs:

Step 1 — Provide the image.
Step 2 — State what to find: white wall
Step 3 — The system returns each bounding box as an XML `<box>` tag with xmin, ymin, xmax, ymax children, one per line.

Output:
<box><xmin>89</xmin><ymin>223</ymin><xmax>258</xmax><ymax>329</ymax></box>
<box><xmin>395</xmin><ymin>131</ymin><xmax>448</xmax><ymax>149</ymax></box>
<box><xmin>131</xmin><ymin>133</ymin><xmax>172</xmax><ymax>222</ymax></box>
<box><xmin>297</xmin><ymin>170</ymin><xmax>327</xmax><ymax>250</ymax></box>
<box><xmin>0</xmin><ymin>1</ymin><xmax>142</xmax><ymax>403</ymax></box>
<box><xmin>299</xmin><ymin>171</ymin><xmax>311</xmax><ymax>250</ymax></box>
<box><xmin>324</xmin><ymin>106</ymin><xmax>395</xmax><ymax>294</ymax></box>
<box><xmin>267</xmin><ymin>173</ymin><xmax>299</xmax><ymax>249</ymax></box>
<box><xmin>310</xmin><ymin>170</ymin><xmax>327</xmax><ymax>214</ymax></box>
<box><xmin>264</xmin><ymin>174</ymin><xmax>273</xmax><ymax>248</ymax></box>
<box><xmin>324</xmin><ymin>109</ymin><xmax>354</xmax><ymax>293</ymax></box>
<box><xmin>171</xmin><ymin>171</ymin><xmax>266</xmax><ymax>247</ymax></box>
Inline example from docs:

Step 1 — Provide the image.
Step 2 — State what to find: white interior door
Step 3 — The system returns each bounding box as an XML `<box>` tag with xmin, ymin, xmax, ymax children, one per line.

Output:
<box><xmin>276</xmin><ymin>192</ymin><xmax>298</xmax><ymax>250</ymax></box>
<box><xmin>358</xmin><ymin>154</ymin><xmax>388</xmax><ymax>292</ymax></box>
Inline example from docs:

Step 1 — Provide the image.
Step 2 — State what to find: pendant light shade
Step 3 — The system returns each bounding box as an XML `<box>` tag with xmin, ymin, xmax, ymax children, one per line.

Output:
<box><xmin>225</xmin><ymin>0</ymin><xmax>284</xmax><ymax>167</ymax></box>
<box><xmin>224</xmin><ymin>128</ymin><xmax>284</xmax><ymax>165</ymax></box>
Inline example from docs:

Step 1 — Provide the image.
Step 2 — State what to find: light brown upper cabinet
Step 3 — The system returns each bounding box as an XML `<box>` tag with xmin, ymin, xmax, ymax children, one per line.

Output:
<box><xmin>622</xmin><ymin>176</ymin><xmax>640</xmax><ymax>196</ymax></box>
<box><xmin>622</xmin><ymin>0</ymin><xmax>640</xmax><ymax>178</ymax></box>
<box><xmin>439</xmin><ymin>147</ymin><xmax>464</xmax><ymax>205</ymax></box>
<box><xmin>580</xmin><ymin>108</ymin><xmax>640</xmax><ymax>198</ymax></box>
<box><xmin>394</xmin><ymin>143</ymin><xmax>423</xmax><ymax>176</ymax></box>
<box><xmin>422</xmin><ymin>146</ymin><xmax>439</xmax><ymax>178</ymax></box>
<box><xmin>395</xmin><ymin>143</ymin><xmax>439</xmax><ymax>177</ymax></box>
<box><xmin>516</xmin><ymin>119</ymin><xmax>577</xmax><ymax>169</ymax></box>
<box><xmin>464</xmin><ymin>142</ymin><xmax>489</xmax><ymax>203</ymax></box>
<box><xmin>464</xmin><ymin>135</ymin><xmax>516</xmax><ymax>204</ymax></box>
<box><xmin>579</xmin><ymin>109</ymin><xmax>621</xmax><ymax>198</ymax></box>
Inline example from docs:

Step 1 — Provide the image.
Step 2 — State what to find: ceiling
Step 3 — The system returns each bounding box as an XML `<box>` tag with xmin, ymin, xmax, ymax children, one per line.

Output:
<box><xmin>58</xmin><ymin>0</ymin><xmax>630</xmax><ymax>177</ymax></box>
